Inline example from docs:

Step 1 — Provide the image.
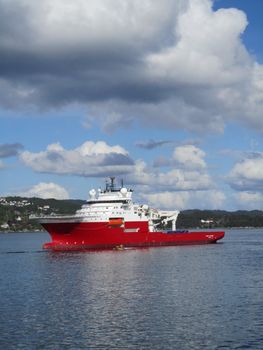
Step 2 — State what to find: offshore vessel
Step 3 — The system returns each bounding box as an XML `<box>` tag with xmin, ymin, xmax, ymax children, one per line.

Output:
<box><xmin>38</xmin><ymin>177</ymin><xmax>224</xmax><ymax>251</ymax></box>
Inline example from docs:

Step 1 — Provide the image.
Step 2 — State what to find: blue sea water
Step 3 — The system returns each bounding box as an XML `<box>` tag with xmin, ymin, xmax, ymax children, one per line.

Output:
<box><xmin>0</xmin><ymin>229</ymin><xmax>262</xmax><ymax>349</ymax></box>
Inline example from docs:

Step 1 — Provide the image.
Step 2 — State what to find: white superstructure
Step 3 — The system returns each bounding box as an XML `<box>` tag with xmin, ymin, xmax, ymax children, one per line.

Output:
<box><xmin>35</xmin><ymin>177</ymin><xmax>180</xmax><ymax>231</ymax></box>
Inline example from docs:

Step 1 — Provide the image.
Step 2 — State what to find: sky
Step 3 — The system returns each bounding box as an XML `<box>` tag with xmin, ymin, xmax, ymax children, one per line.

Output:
<box><xmin>1</xmin><ymin>0</ymin><xmax>263</xmax><ymax>211</ymax></box>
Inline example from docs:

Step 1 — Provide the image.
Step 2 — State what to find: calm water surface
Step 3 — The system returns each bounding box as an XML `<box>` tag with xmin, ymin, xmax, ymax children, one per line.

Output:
<box><xmin>0</xmin><ymin>229</ymin><xmax>262</xmax><ymax>349</ymax></box>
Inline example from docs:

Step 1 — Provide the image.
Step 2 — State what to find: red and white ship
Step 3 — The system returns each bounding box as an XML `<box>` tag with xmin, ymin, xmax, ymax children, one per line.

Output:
<box><xmin>38</xmin><ymin>177</ymin><xmax>224</xmax><ymax>251</ymax></box>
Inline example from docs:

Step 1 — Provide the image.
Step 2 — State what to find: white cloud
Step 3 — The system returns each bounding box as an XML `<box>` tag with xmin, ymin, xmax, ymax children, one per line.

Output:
<box><xmin>155</xmin><ymin>169</ymin><xmax>213</xmax><ymax>191</ymax></box>
<box><xmin>86</xmin><ymin>95</ymin><xmax>227</xmax><ymax>135</ymax></box>
<box><xmin>228</xmin><ymin>153</ymin><xmax>263</xmax><ymax>190</ymax></box>
<box><xmin>101</xmin><ymin>112</ymin><xmax>133</xmax><ymax>134</ymax></box>
<box><xmin>126</xmin><ymin>145</ymin><xmax>212</xmax><ymax>195</ymax></box>
<box><xmin>124</xmin><ymin>143</ymin><xmax>224</xmax><ymax>209</ymax></box>
<box><xmin>140</xmin><ymin>189</ymin><xmax>226</xmax><ymax>210</ymax></box>
<box><xmin>19</xmin><ymin>140</ymin><xmax>228</xmax><ymax>209</ymax></box>
<box><xmin>140</xmin><ymin>191</ymin><xmax>190</xmax><ymax>210</ymax></box>
<box><xmin>233</xmin><ymin>191</ymin><xmax>263</xmax><ymax>210</ymax></box>
<box><xmin>241</xmin><ymin>63</ymin><xmax>263</xmax><ymax>132</ymax></box>
<box><xmin>20</xmin><ymin>182</ymin><xmax>69</xmax><ymax>199</ymax></box>
<box><xmin>83</xmin><ymin>0</ymin><xmax>263</xmax><ymax>135</ymax></box>
<box><xmin>20</xmin><ymin>140</ymin><xmax>134</xmax><ymax>177</ymax></box>
<box><xmin>20</xmin><ymin>141</ymin><xmax>215</xmax><ymax>194</ymax></box>
<box><xmin>2</xmin><ymin>0</ymin><xmax>263</xmax><ymax>134</ymax></box>
<box><xmin>2</xmin><ymin>0</ymin><xmax>183</xmax><ymax>53</ymax></box>
<box><xmin>173</xmin><ymin>145</ymin><xmax>206</xmax><ymax>169</ymax></box>
<box><xmin>0</xmin><ymin>160</ymin><xmax>5</xmax><ymax>169</ymax></box>
<box><xmin>147</xmin><ymin>0</ymin><xmax>249</xmax><ymax>86</ymax></box>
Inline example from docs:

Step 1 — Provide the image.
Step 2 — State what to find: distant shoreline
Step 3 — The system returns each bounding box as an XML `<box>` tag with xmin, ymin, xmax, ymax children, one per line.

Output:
<box><xmin>1</xmin><ymin>196</ymin><xmax>263</xmax><ymax>232</ymax></box>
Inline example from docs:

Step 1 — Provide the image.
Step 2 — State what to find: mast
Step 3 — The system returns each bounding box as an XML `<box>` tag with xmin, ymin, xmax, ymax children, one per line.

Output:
<box><xmin>110</xmin><ymin>177</ymin><xmax>115</xmax><ymax>191</ymax></box>
<box><xmin>105</xmin><ymin>176</ymin><xmax>116</xmax><ymax>192</ymax></box>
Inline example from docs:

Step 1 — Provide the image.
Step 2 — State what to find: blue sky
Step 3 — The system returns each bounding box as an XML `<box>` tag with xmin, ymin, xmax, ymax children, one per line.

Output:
<box><xmin>1</xmin><ymin>0</ymin><xmax>263</xmax><ymax>211</ymax></box>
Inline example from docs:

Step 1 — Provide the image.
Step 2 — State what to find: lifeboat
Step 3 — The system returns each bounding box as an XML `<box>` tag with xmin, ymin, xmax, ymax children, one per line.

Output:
<box><xmin>108</xmin><ymin>218</ymin><xmax>124</xmax><ymax>226</ymax></box>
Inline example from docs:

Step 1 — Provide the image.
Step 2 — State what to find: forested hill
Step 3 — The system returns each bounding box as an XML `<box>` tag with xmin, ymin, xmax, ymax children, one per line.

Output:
<box><xmin>0</xmin><ymin>196</ymin><xmax>85</xmax><ymax>232</ymax></box>
<box><xmin>177</xmin><ymin>209</ymin><xmax>263</xmax><ymax>229</ymax></box>
<box><xmin>1</xmin><ymin>196</ymin><xmax>263</xmax><ymax>232</ymax></box>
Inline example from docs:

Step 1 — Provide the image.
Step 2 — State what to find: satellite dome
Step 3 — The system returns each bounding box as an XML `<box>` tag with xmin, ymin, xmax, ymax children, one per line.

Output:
<box><xmin>89</xmin><ymin>189</ymin><xmax>96</xmax><ymax>198</ymax></box>
<box><xmin>120</xmin><ymin>187</ymin><xmax>128</xmax><ymax>196</ymax></box>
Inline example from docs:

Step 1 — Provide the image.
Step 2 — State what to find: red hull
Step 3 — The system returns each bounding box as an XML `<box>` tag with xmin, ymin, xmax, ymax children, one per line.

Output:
<box><xmin>42</xmin><ymin>221</ymin><xmax>224</xmax><ymax>251</ymax></box>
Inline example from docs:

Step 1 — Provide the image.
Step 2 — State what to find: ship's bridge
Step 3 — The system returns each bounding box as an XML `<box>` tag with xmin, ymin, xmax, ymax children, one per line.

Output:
<box><xmin>87</xmin><ymin>177</ymin><xmax>133</xmax><ymax>204</ymax></box>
